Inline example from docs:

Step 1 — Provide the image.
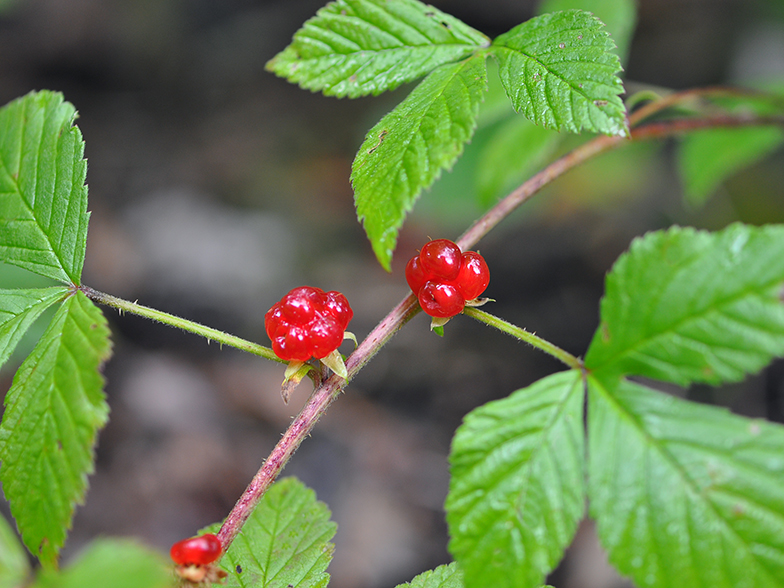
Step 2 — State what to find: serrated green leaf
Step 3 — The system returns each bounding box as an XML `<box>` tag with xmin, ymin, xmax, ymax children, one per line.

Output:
<box><xmin>395</xmin><ymin>563</ymin><xmax>464</xmax><ymax>588</ymax></box>
<box><xmin>0</xmin><ymin>291</ymin><xmax>111</xmax><ymax>567</ymax></box>
<box><xmin>206</xmin><ymin>478</ymin><xmax>336</xmax><ymax>588</ymax></box>
<box><xmin>537</xmin><ymin>0</ymin><xmax>637</xmax><ymax>65</ymax></box>
<box><xmin>0</xmin><ymin>287</ymin><xmax>68</xmax><ymax>371</ymax></box>
<box><xmin>446</xmin><ymin>370</ymin><xmax>585</xmax><ymax>588</ymax></box>
<box><xmin>678</xmin><ymin>126</ymin><xmax>784</xmax><ymax>207</ymax></box>
<box><xmin>266</xmin><ymin>0</ymin><xmax>489</xmax><ymax>98</ymax></box>
<box><xmin>353</xmin><ymin>54</ymin><xmax>487</xmax><ymax>269</ymax></box>
<box><xmin>588</xmin><ymin>376</ymin><xmax>784</xmax><ymax>588</ymax></box>
<box><xmin>476</xmin><ymin>115</ymin><xmax>561</xmax><ymax>205</ymax></box>
<box><xmin>0</xmin><ymin>91</ymin><xmax>90</xmax><ymax>285</ymax></box>
<box><xmin>0</xmin><ymin>513</ymin><xmax>30</xmax><ymax>588</ymax></box>
<box><xmin>585</xmin><ymin>223</ymin><xmax>784</xmax><ymax>386</ymax></box>
<box><xmin>32</xmin><ymin>539</ymin><xmax>173</xmax><ymax>588</ymax></box>
<box><xmin>491</xmin><ymin>10</ymin><xmax>627</xmax><ymax>136</ymax></box>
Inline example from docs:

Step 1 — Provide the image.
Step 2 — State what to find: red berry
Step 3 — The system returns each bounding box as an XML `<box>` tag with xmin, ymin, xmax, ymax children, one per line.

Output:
<box><xmin>265</xmin><ymin>286</ymin><xmax>353</xmax><ymax>361</ymax></box>
<box><xmin>418</xmin><ymin>282</ymin><xmax>465</xmax><ymax>318</ymax></box>
<box><xmin>419</xmin><ymin>239</ymin><xmax>462</xmax><ymax>281</ymax></box>
<box><xmin>455</xmin><ymin>251</ymin><xmax>490</xmax><ymax>300</ymax></box>
<box><xmin>405</xmin><ymin>239</ymin><xmax>490</xmax><ymax>318</ymax></box>
<box><xmin>170</xmin><ymin>533</ymin><xmax>222</xmax><ymax>566</ymax></box>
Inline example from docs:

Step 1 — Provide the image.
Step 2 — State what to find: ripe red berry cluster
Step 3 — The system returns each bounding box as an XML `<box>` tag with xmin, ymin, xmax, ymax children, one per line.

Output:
<box><xmin>170</xmin><ymin>533</ymin><xmax>222</xmax><ymax>567</ymax></box>
<box><xmin>405</xmin><ymin>239</ymin><xmax>490</xmax><ymax>318</ymax></box>
<box><xmin>265</xmin><ymin>286</ymin><xmax>353</xmax><ymax>361</ymax></box>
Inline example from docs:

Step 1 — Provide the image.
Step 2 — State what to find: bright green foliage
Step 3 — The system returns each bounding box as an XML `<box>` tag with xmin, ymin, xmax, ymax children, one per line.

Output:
<box><xmin>32</xmin><ymin>539</ymin><xmax>174</xmax><ymax>588</ymax></box>
<box><xmin>394</xmin><ymin>563</ymin><xmax>464</xmax><ymax>588</ymax></box>
<box><xmin>0</xmin><ymin>291</ymin><xmax>111</xmax><ymax>568</ymax></box>
<box><xmin>0</xmin><ymin>287</ymin><xmax>67</xmax><ymax>369</ymax></box>
<box><xmin>352</xmin><ymin>54</ymin><xmax>487</xmax><ymax>269</ymax></box>
<box><xmin>206</xmin><ymin>478</ymin><xmax>336</xmax><ymax>588</ymax></box>
<box><xmin>585</xmin><ymin>224</ymin><xmax>784</xmax><ymax>386</ymax></box>
<box><xmin>537</xmin><ymin>0</ymin><xmax>638</xmax><ymax>64</ymax></box>
<box><xmin>446</xmin><ymin>371</ymin><xmax>585</xmax><ymax>588</ymax></box>
<box><xmin>266</xmin><ymin>0</ymin><xmax>489</xmax><ymax>98</ymax></box>
<box><xmin>588</xmin><ymin>376</ymin><xmax>784</xmax><ymax>588</ymax></box>
<box><xmin>491</xmin><ymin>10</ymin><xmax>627</xmax><ymax>136</ymax></box>
<box><xmin>475</xmin><ymin>116</ymin><xmax>561</xmax><ymax>204</ymax></box>
<box><xmin>0</xmin><ymin>514</ymin><xmax>29</xmax><ymax>588</ymax></box>
<box><xmin>0</xmin><ymin>91</ymin><xmax>90</xmax><ymax>285</ymax></box>
<box><xmin>678</xmin><ymin>126</ymin><xmax>784</xmax><ymax>207</ymax></box>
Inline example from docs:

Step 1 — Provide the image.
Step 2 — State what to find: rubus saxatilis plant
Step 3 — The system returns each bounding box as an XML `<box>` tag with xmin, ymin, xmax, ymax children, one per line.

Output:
<box><xmin>2</xmin><ymin>0</ymin><xmax>784</xmax><ymax>587</ymax></box>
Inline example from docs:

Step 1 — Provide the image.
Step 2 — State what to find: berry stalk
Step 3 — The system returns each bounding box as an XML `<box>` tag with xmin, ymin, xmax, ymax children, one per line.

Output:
<box><xmin>80</xmin><ymin>285</ymin><xmax>281</xmax><ymax>363</ymax></box>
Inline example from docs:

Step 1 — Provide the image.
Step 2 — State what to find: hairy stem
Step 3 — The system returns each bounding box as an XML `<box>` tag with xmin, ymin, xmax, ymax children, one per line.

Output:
<box><xmin>462</xmin><ymin>307</ymin><xmax>583</xmax><ymax>370</ymax></box>
<box><xmin>80</xmin><ymin>285</ymin><xmax>281</xmax><ymax>363</ymax></box>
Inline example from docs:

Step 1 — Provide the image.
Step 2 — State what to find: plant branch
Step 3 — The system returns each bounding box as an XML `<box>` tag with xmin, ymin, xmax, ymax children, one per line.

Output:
<box><xmin>80</xmin><ymin>285</ymin><xmax>281</xmax><ymax>363</ymax></box>
<box><xmin>217</xmin><ymin>293</ymin><xmax>420</xmax><ymax>548</ymax></box>
<box><xmin>215</xmin><ymin>95</ymin><xmax>784</xmax><ymax>553</ymax></box>
<box><xmin>462</xmin><ymin>307</ymin><xmax>583</xmax><ymax>370</ymax></box>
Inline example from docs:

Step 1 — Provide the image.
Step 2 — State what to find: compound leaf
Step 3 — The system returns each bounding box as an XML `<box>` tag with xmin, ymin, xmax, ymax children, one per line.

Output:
<box><xmin>0</xmin><ymin>287</ymin><xmax>68</xmax><ymax>371</ymax></box>
<box><xmin>588</xmin><ymin>376</ymin><xmax>784</xmax><ymax>588</ymax></box>
<box><xmin>394</xmin><ymin>563</ymin><xmax>464</xmax><ymax>588</ymax></box>
<box><xmin>491</xmin><ymin>10</ymin><xmax>627</xmax><ymax>136</ymax></box>
<box><xmin>0</xmin><ymin>513</ymin><xmax>29</xmax><ymax>588</ymax></box>
<box><xmin>32</xmin><ymin>539</ymin><xmax>173</xmax><ymax>588</ymax></box>
<box><xmin>446</xmin><ymin>370</ymin><xmax>585</xmax><ymax>588</ymax></box>
<box><xmin>537</xmin><ymin>0</ymin><xmax>638</xmax><ymax>65</ymax></box>
<box><xmin>353</xmin><ymin>53</ymin><xmax>487</xmax><ymax>269</ymax></box>
<box><xmin>0</xmin><ymin>91</ymin><xmax>90</xmax><ymax>285</ymax></box>
<box><xmin>585</xmin><ymin>223</ymin><xmax>784</xmax><ymax>386</ymax></box>
<box><xmin>678</xmin><ymin>126</ymin><xmax>784</xmax><ymax>207</ymax></box>
<box><xmin>0</xmin><ymin>291</ymin><xmax>111</xmax><ymax>567</ymax></box>
<box><xmin>266</xmin><ymin>0</ymin><xmax>489</xmax><ymax>98</ymax></box>
<box><xmin>206</xmin><ymin>478</ymin><xmax>336</xmax><ymax>588</ymax></box>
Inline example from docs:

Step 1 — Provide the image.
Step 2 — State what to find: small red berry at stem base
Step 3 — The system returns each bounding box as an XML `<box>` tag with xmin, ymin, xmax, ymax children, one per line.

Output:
<box><xmin>419</xmin><ymin>239</ymin><xmax>462</xmax><ymax>281</ymax></box>
<box><xmin>170</xmin><ymin>533</ymin><xmax>223</xmax><ymax>566</ymax></box>
<box><xmin>418</xmin><ymin>282</ymin><xmax>465</xmax><ymax>318</ymax></box>
<box><xmin>405</xmin><ymin>256</ymin><xmax>428</xmax><ymax>295</ymax></box>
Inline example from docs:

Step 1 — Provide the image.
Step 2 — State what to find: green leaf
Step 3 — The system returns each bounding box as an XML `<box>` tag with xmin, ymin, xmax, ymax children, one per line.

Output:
<box><xmin>206</xmin><ymin>478</ymin><xmax>336</xmax><ymax>588</ymax></box>
<box><xmin>475</xmin><ymin>116</ymin><xmax>561</xmax><ymax>205</ymax></box>
<box><xmin>491</xmin><ymin>10</ymin><xmax>627</xmax><ymax>136</ymax></box>
<box><xmin>537</xmin><ymin>0</ymin><xmax>638</xmax><ymax>65</ymax></box>
<box><xmin>0</xmin><ymin>513</ymin><xmax>30</xmax><ymax>588</ymax></box>
<box><xmin>0</xmin><ymin>287</ymin><xmax>68</xmax><ymax>371</ymax></box>
<box><xmin>0</xmin><ymin>291</ymin><xmax>111</xmax><ymax>567</ymax></box>
<box><xmin>266</xmin><ymin>0</ymin><xmax>489</xmax><ymax>98</ymax></box>
<box><xmin>588</xmin><ymin>376</ymin><xmax>784</xmax><ymax>588</ymax></box>
<box><xmin>0</xmin><ymin>91</ymin><xmax>90</xmax><ymax>285</ymax></box>
<box><xmin>678</xmin><ymin>126</ymin><xmax>784</xmax><ymax>207</ymax></box>
<box><xmin>353</xmin><ymin>54</ymin><xmax>488</xmax><ymax>269</ymax></box>
<box><xmin>585</xmin><ymin>223</ymin><xmax>784</xmax><ymax>386</ymax></box>
<box><xmin>394</xmin><ymin>563</ymin><xmax>464</xmax><ymax>588</ymax></box>
<box><xmin>33</xmin><ymin>539</ymin><xmax>173</xmax><ymax>588</ymax></box>
<box><xmin>446</xmin><ymin>370</ymin><xmax>585</xmax><ymax>588</ymax></box>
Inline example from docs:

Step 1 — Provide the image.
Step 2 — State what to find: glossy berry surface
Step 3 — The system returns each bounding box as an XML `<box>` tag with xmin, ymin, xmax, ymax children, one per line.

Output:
<box><xmin>405</xmin><ymin>239</ymin><xmax>490</xmax><ymax>318</ymax></box>
<box><xmin>170</xmin><ymin>533</ymin><xmax>222</xmax><ymax>566</ymax></box>
<box><xmin>265</xmin><ymin>286</ymin><xmax>353</xmax><ymax>361</ymax></box>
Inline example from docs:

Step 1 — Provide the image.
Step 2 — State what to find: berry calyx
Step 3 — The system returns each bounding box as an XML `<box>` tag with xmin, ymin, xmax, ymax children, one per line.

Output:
<box><xmin>265</xmin><ymin>286</ymin><xmax>353</xmax><ymax>362</ymax></box>
<box><xmin>170</xmin><ymin>533</ymin><xmax>222</xmax><ymax>567</ymax></box>
<box><xmin>405</xmin><ymin>239</ymin><xmax>490</xmax><ymax>318</ymax></box>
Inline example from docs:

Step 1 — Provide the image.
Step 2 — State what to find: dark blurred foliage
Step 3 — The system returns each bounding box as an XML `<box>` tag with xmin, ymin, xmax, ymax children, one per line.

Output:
<box><xmin>1</xmin><ymin>1</ymin><xmax>784</xmax><ymax>587</ymax></box>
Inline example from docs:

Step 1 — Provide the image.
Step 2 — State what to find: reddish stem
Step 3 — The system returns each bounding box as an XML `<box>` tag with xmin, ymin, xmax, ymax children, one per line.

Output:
<box><xmin>217</xmin><ymin>93</ymin><xmax>784</xmax><ymax>552</ymax></box>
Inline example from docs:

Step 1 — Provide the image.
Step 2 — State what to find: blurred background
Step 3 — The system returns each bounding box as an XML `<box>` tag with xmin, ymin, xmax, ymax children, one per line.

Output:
<box><xmin>1</xmin><ymin>1</ymin><xmax>784</xmax><ymax>587</ymax></box>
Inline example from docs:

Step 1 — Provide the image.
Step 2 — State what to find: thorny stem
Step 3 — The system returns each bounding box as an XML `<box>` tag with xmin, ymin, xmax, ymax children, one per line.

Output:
<box><xmin>83</xmin><ymin>88</ymin><xmax>782</xmax><ymax>553</ymax></box>
<box><xmin>463</xmin><ymin>307</ymin><xmax>583</xmax><ymax>371</ymax></box>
